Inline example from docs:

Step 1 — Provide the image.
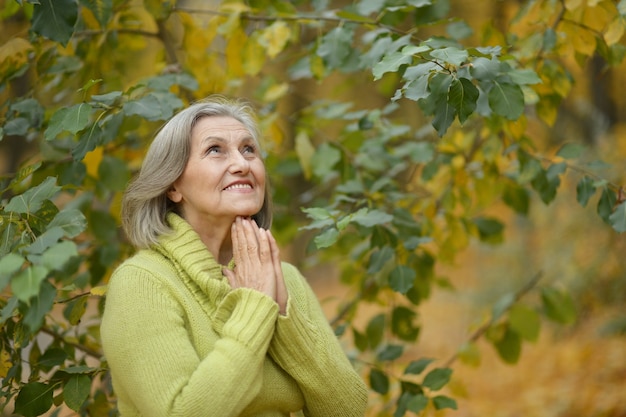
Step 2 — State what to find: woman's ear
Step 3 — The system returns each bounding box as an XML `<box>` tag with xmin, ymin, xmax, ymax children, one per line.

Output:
<box><xmin>167</xmin><ymin>186</ymin><xmax>182</xmax><ymax>203</ymax></box>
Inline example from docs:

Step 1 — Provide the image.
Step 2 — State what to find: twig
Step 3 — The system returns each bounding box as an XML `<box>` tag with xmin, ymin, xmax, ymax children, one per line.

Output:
<box><xmin>441</xmin><ymin>271</ymin><xmax>543</xmax><ymax>368</ymax></box>
<box><xmin>39</xmin><ymin>326</ymin><xmax>103</xmax><ymax>359</ymax></box>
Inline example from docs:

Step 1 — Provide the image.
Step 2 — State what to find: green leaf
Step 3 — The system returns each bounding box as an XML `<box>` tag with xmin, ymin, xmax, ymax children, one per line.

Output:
<box><xmin>366</xmin><ymin>314</ymin><xmax>385</xmax><ymax>349</ymax></box>
<box><xmin>508</xmin><ymin>304</ymin><xmax>541</xmax><ymax>342</ymax></box>
<box><xmin>531</xmin><ymin>168</ymin><xmax>560</xmax><ymax>204</ymax></box>
<box><xmin>4</xmin><ymin>177</ymin><xmax>60</xmax><ymax>214</ymax></box>
<box><xmin>541</xmin><ymin>287</ymin><xmax>577</xmax><ymax>325</ymax></box>
<box><xmin>488</xmin><ymin>81</ymin><xmax>524</xmax><ymax>120</ymax></box>
<box><xmin>72</xmin><ymin>121</ymin><xmax>103</xmax><ymax>161</ymax></box>
<box><xmin>473</xmin><ymin>216</ymin><xmax>504</xmax><ymax>243</ymax></box>
<box><xmin>0</xmin><ymin>220</ymin><xmax>18</xmax><ymax>258</ymax></box>
<box><xmin>42</xmin><ymin>240</ymin><xmax>78</xmax><ymax>271</ymax></box>
<box><xmin>597</xmin><ymin>187</ymin><xmax>617</xmax><ymax>223</ymax></box>
<box><xmin>351</xmin><ymin>209</ymin><xmax>393</xmax><ymax>227</ymax></box>
<box><xmin>26</xmin><ymin>227</ymin><xmax>65</xmax><ymax>256</ymax></box>
<box><xmin>373</xmin><ymin>51</ymin><xmax>413</xmax><ymax>80</ymax></box>
<box><xmin>507</xmin><ymin>68</ymin><xmax>542</xmax><ymax>85</ymax></box>
<box><xmin>556</xmin><ymin>143</ymin><xmax>586</xmax><ymax>159</ymax></box>
<box><xmin>98</xmin><ymin>155</ymin><xmax>131</xmax><ymax>192</ymax></box>
<box><xmin>123</xmin><ymin>94</ymin><xmax>165</xmax><ymax>121</ymax></box>
<box><xmin>317</xmin><ymin>26</ymin><xmax>353</xmax><ymax>68</ymax></box>
<box><xmin>59</xmin><ymin>365</ymin><xmax>98</xmax><ymax>374</ymax></box>
<box><xmin>422</xmin><ymin>367</ymin><xmax>452</xmax><ymax>390</ymax></box>
<box><xmin>449</xmin><ymin>77</ymin><xmax>479</xmax><ymax>123</ymax></box>
<box><xmin>4</xmin><ymin>117</ymin><xmax>30</xmax><ymax>136</ymax></box>
<box><xmin>31</xmin><ymin>0</ymin><xmax>78</xmax><ymax>46</ymax></box>
<box><xmin>393</xmin><ymin>141</ymin><xmax>435</xmax><ymax>163</ymax></box>
<box><xmin>403</xmin><ymin>73</ymin><xmax>430</xmax><ymax>101</ymax></box>
<box><xmin>37</xmin><ymin>347</ymin><xmax>68</xmax><ymax>371</ymax></box>
<box><xmin>301</xmin><ymin>207</ymin><xmax>333</xmax><ymax>222</ymax></box>
<box><xmin>392</xmin><ymin>306</ymin><xmax>420</xmax><ymax>341</ymax></box>
<box><xmin>11</xmin><ymin>265</ymin><xmax>49</xmax><ymax>302</ymax></box>
<box><xmin>352</xmin><ymin>327</ymin><xmax>368</xmax><ymax>352</ymax></box>
<box><xmin>13</xmin><ymin>381</ymin><xmax>54</xmax><ymax>417</ymax></box>
<box><xmin>405</xmin><ymin>358</ymin><xmax>434</xmax><ymax>375</ymax></box>
<box><xmin>502</xmin><ymin>182</ymin><xmax>530</xmax><ymax>215</ymax></box>
<box><xmin>367</xmin><ymin>246</ymin><xmax>395</xmax><ymax>274</ymax></box>
<box><xmin>425</xmin><ymin>74</ymin><xmax>455</xmax><ymax>135</ymax></box>
<box><xmin>377</xmin><ymin>344</ymin><xmax>404</xmax><ymax>361</ymax></box>
<box><xmin>389</xmin><ymin>265</ymin><xmax>415</xmax><ymax>294</ymax></box>
<box><xmin>430</xmin><ymin>46</ymin><xmax>468</xmax><ymax>66</ymax></box>
<box><xmin>311</xmin><ymin>143</ymin><xmax>342</xmax><ymax>179</ymax></box>
<box><xmin>609</xmin><ymin>201</ymin><xmax>626</xmax><ymax>233</ymax></box>
<box><xmin>0</xmin><ymin>253</ymin><xmax>25</xmax><ymax>290</ymax></box>
<box><xmin>546</xmin><ymin>162</ymin><xmax>566</xmax><ymax>181</ymax></box>
<box><xmin>407</xmin><ymin>394</ymin><xmax>429</xmax><ymax>413</ymax></box>
<box><xmin>23</xmin><ymin>281</ymin><xmax>56</xmax><ymax>332</ymax></box>
<box><xmin>90</xmin><ymin>91</ymin><xmax>122</xmax><ymax>106</ymax></box>
<box><xmin>493</xmin><ymin>326</ymin><xmax>522</xmax><ymax>364</ymax></box>
<box><xmin>48</xmin><ymin>209</ymin><xmax>87</xmax><ymax>238</ymax></box>
<box><xmin>313</xmin><ymin>227</ymin><xmax>339</xmax><ymax>248</ymax></box>
<box><xmin>369</xmin><ymin>368</ymin><xmax>389</xmax><ymax>394</ymax></box>
<box><xmin>44</xmin><ymin>103</ymin><xmax>93</xmax><ymax>140</ymax></box>
<box><xmin>433</xmin><ymin>395</ymin><xmax>458</xmax><ymax>410</ymax></box>
<box><xmin>576</xmin><ymin>176</ymin><xmax>596</xmax><ymax>207</ymax></box>
<box><xmin>64</xmin><ymin>374</ymin><xmax>91</xmax><ymax>411</ymax></box>
<box><xmin>470</xmin><ymin>57</ymin><xmax>501</xmax><ymax>81</ymax></box>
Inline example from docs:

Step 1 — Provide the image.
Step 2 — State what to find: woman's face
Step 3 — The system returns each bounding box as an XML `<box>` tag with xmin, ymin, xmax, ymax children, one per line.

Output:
<box><xmin>167</xmin><ymin>115</ymin><xmax>266</xmax><ymax>228</ymax></box>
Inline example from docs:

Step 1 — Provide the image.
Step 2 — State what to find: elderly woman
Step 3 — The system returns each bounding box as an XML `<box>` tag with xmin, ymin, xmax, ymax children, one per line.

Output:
<box><xmin>100</xmin><ymin>96</ymin><xmax>368</xmax><ymax>417</ymax></box>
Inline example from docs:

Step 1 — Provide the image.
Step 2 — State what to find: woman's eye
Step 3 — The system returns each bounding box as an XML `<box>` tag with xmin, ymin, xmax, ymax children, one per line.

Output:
<box><xmin>242</xmin><ymin>145</ymin><xmax>256</xmax><ymax>154</ymax></box>
<box><xmin>206</xmin><ymin>145</ymin><xmax>220</xmax><ymax>154</ymax></box>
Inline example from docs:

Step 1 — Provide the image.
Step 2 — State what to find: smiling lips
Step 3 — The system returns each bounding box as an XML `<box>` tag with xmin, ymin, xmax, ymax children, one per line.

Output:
<box><xmin>223</xmin><ymin>182</ymin><xmax>253</xmax><ymax>191</ymax></box>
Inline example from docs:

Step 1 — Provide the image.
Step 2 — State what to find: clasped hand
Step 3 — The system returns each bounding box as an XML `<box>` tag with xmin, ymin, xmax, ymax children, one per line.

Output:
<box><xmin>223</xmin><ymin>217</ymin><xmax>288</xmax><ymax>315</ymax></box>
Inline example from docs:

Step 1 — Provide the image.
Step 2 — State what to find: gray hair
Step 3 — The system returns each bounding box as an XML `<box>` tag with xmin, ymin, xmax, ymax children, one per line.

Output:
<box><xmin>121</xmin><ymin>96</ymin><xmax>273</xmax><ymax>249</ymax></box>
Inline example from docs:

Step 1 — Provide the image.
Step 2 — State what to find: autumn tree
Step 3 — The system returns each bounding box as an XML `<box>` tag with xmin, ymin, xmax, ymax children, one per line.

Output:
<box><xmin>1</xmin><ymin>0</ymin><xmax>625</xmax><ymax>415</ymax></box>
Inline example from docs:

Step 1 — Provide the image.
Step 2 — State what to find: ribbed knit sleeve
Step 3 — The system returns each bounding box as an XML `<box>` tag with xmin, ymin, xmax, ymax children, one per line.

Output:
<box><xmin>268</xmin><ymin>263</ymin><xmax>368</xmax><ymax>417</ymax></box>
<box><xmin>100</xmin><ymin>261</ymin><xmax>279</xmax><ymax>417</ymax></box>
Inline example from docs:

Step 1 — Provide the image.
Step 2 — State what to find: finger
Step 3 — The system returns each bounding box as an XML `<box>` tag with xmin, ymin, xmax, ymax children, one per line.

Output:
<box><xmin>240</xmin><ymin>218</ymin><xmax>260</xmax><ymax>260</ymax></box>
<box><xmin>256</xmin><ymin>227</ymin><xmax>272</xmax><ymax>264</ymax></box>
<box><xmin>222</xmin><ymin>267</ymin><xmax>237</xmax><ymax>288</ymax></box>
<box><xmin>267</xmin><ymin>230</ymin><xmax>282</xmax><ymax>275</ymax></box>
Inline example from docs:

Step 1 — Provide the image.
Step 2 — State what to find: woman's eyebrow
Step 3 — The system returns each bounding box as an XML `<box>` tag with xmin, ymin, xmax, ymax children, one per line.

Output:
<box><xmin>200</xmin><ymin>136</ymin><xmax>226</xmax><ymax>144</ymax></box>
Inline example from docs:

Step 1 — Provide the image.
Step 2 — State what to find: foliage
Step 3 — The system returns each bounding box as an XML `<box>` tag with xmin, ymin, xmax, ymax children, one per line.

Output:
<box><xmin>0</xmin><ymin>0</ymin><xmax>625</xmax><ymax>415</ymax></box>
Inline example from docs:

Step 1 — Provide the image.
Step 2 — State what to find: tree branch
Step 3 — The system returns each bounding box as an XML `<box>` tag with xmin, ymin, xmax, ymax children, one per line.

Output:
<box><xmin>441</xmin><ymin>271</ymin><xmax>543</xmax><ymax>368</ymax></box>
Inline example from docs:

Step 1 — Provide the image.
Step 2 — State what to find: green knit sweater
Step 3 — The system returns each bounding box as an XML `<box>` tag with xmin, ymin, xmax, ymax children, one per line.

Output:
<box><xmin>100</xmin><ymin>214</ymin><xmax>367</xmax><ymax>417</ymax></box>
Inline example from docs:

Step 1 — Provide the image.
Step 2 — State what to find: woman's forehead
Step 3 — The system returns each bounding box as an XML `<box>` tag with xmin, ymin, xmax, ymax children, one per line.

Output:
<box><xmin>192</xmin><ymin>116</ymin><xmax>255</xmax><ymax>140</ymax></box>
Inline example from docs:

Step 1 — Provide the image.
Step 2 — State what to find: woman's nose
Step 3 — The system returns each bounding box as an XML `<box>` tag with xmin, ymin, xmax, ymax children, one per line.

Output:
<box><xmin>228</xmin><ymin>151</ymin><xmax>250</xmax><ymax>174</ymax></box>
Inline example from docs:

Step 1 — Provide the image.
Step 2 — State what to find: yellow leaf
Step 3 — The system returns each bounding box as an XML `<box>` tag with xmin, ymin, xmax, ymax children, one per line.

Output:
<box><xmin>114</xmin><ymin>6</ymin><xmax>158</xmax><ymax>34</ymax></box>
<box><xmin>90</xmin><ymin>285</ymin><xmax>108</xmax><ymax>297</ymax></box>
<box><xmin>536</xmin><ymin>98</ymin><xmax>559</xmax><ymax>126</ymax></box>
<box><xmin>310</xmin><ymin>54</ymin><xmax>326</xmax><ymax>80</ymax></box>
<box><xmin>0</xmin><ymin>349</ymin><xmax>12</xmax><ymax>378</ymax></box>
<box><xmin>242</xmin><ymin>33</ymin><xmax>267</xmax><ymax>76</ymax></box>
<box><xmin>263</xmin><ymin>83</ymin><xmax>289</xmax><ymax>102</ymax></box>
<box><xmin>0</xmin><ymin>38</ymin><xmax>33</xmax><ymax>69</ymax></box>
<box><xmin>564</xmin><ymin>0</ymin><xmax>584</xmax><ymax>10</ymax></box>
<box><xmin>217</xmin><ymin>1</ymin><xmax>249</xmax><ymax>36</ymax></box>
<box><xmin>220</xmin><ymin>1</ymin><xmax>251</xmax><ymax>14</ymax></box>
<box><xmin>261</xmin><ymin>21</ymin><xmax>291</xmax><ymax>58</ymax></box>
<box><xmin>226</xmin><ymin>28</ymin><xmax>247</xmax><ymax>77</ymax></box>
<box><xmin>506</xmin><ymin>115</ymin><xmax>527</xmax><ymax>140</ymax></box>
<box><xmin>561</xmin><ymin>20</ymin><xmax>596</xmax><ymax>57</ymax></box>
<box><xmin>604</xmin><ymin>17</ymin><xmax>625</xmax><ymax>46</ymax></box>
<box><xmin>69</xmin><ymin>297</ymin><xmax>88</xmax><ymax>325</ymax></box>
<box><xmin>84</xmin><ymin>146</ymin><xmax>103</xmax><ymax>178</ymax></box>
<box><xmin>295</xmin><ymin>131</ymin><xmax>315</xmax><ymax>179</ymax></box>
